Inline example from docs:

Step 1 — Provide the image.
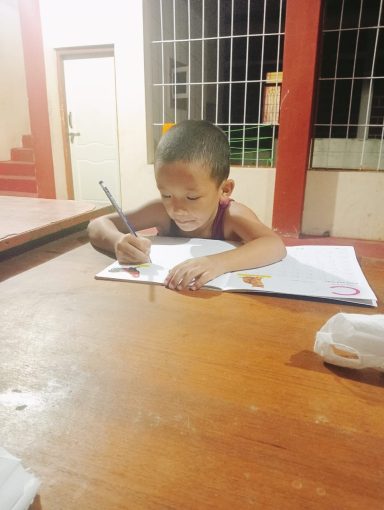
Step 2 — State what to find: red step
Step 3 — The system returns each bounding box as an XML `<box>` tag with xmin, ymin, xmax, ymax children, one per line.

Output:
<box><xmin>0</xmin><ymin>176</ymin><xmax>37</xmax><ymax>193</ymax></box>
<box><xmin>0</xmin><ymin>136</ymin><xmax>37</xmax><ymax>197</ymax></box>
<box><xmin>0</xmin><ymin>161</ymin><xmax>37</xmax><ymax>196</ymax></box>
<box><xmin>0</xmin><ymin>190</ymin><xmax>38</xmax><ymax>197</ymax></box>
<box><xmin>0</xmin><ymin>161</ymin><xmax>36</xmax><ymax>176</ymax></box>
<box><xmin>11</xmin><ymin>147</ymin><xmax>34</xmax><ymax>162</ymax></box>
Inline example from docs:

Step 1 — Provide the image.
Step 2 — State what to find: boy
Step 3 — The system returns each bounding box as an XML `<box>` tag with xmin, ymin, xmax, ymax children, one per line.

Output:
<box><xmin>88</xmin><ymin>120</ymin><xmax>286</xmax><ymax>290</ymax></box>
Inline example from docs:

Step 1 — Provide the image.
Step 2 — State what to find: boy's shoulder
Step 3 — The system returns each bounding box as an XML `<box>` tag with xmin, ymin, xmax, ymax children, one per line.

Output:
<box><xmin>225</xmin><ymin>200</ymin><xmax>257</xmax><ymax>219</ymax></box>
<box><xmin>223</xmin><ymin>200</ymin><xmax>266</xmax><ymax>237</ymax></box>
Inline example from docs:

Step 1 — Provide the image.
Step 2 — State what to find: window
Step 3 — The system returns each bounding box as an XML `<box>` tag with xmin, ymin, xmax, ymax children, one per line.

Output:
<box><xmin>312</xmin><ymin>0</ymin><xmax>384</xmax><ymax>170</ymax></box>
<box><xmin>144</xmin><ymin>0</ymin><xmax>286</xmax><ymax>167</ymax></box>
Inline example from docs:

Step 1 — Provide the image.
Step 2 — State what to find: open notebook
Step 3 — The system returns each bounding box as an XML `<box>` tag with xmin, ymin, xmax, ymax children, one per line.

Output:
<box><xmin>95</xmin><ymin>237</ymin><xmax>378</xmax><ymax>307</ymax></box>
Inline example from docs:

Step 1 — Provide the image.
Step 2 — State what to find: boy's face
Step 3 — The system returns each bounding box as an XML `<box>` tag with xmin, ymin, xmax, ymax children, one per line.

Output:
<box><xmin>155</xmin><ymin>160</ymin><xmax>230</xmax><ymax>235</ymax></box>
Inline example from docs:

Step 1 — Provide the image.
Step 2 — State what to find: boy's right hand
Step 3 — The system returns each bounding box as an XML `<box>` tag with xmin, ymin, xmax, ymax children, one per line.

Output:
<box><xmin>114</xmin><ymin>233</ymin><xmax>152</xmax><ymax>264</ymax></box>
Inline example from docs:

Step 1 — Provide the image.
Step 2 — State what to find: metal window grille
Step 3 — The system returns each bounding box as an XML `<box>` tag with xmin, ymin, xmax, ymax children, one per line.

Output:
<box><xmin>312</xmin><ymin>0</ymin><xmax>384</xmax><ymax>171</ymax></box>
<box><xmin>144</xmin><ymin>0</ymin><xmax>286</xmax><ymax>167</ymax></box>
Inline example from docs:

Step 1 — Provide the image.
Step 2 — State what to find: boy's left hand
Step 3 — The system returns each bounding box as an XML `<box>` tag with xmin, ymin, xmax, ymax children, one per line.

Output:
<box><xmin>164</xmin><ymin>256</ymin><xmax>222</xmax><ymax>291</ymax></box>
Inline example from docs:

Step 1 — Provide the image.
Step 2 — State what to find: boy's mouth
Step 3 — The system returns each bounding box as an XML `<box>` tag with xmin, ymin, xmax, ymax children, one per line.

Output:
<box><xmin>174</xmin><ymin>218</ymin><xmax>196</xmax><ymax>229</ymax></box>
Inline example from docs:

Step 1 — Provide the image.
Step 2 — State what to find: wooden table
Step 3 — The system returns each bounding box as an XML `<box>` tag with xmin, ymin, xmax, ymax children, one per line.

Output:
<box><xmin>1</xmin><ymin>231</ymin><xmax>383</xmax><ymax>509</ymax></box>
<box><xmin>0</xmin><ymin>196</ymin><xmax>110</xmax><ymax>253</ymax></box>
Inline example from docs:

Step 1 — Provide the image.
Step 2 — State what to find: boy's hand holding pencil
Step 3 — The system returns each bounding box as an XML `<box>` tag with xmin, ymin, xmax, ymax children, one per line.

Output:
<box><xmin>114</xmin><ymin>233</ymin><xmax>152</xmax><ymax>264</ymax></box>
<box><xmin>99</xmin><ymin>180</ymin><xmax>152</xmax><ymax>264</ymax></box>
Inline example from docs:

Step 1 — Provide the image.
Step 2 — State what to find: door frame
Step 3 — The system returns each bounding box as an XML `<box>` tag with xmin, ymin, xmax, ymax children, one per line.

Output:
<box><xmin>56</xmin><ymin>45</ymin><xmax>115</xmax><ymax>199</ymax></box>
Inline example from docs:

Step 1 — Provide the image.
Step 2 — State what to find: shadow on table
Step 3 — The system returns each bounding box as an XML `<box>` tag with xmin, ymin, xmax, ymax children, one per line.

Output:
<box><xmin>288</xmin><ymin>349</ymin><xmax>384</xmax><ymax>388</ymax></box>
<box><xmin>30</xmin><ymin>494</ymin><xmax>42</xmax><ymax>509</ymax></box>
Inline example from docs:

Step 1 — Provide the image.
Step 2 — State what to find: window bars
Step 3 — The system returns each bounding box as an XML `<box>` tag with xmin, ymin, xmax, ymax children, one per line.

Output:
<box><xmin>313</xmin><ymin>0</ymin><xmax>384</xmax><ymax>171</ymax></box>
<box><xmin>146</xmin><ymin>0</ymin><xmax>286</xmax><ymax>167</ymax></box>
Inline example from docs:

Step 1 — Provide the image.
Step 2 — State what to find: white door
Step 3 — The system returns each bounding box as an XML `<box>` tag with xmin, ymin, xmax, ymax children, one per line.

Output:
<box><xmin>63</xmin><ymin>56</ymin><xmax>121</xmax><ymax>203</ymax></box>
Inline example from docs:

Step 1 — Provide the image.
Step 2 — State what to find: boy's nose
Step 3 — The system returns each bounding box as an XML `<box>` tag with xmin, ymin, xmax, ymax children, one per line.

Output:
<box><xmin>170</xmin><ymin>197</ymin><xmax>186</xmax><ymax>212</ymax></box>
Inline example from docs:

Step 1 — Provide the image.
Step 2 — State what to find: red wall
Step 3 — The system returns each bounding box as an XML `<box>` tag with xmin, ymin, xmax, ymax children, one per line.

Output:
<box><xmin>272</xmin><ymin>0</ymin><xmax>323</xmax><ymax>236</ymax></box>
<box><xmin>18</xmin><ymin>0</ymin><xmax>56</xmax><ymax>198</ymax></box>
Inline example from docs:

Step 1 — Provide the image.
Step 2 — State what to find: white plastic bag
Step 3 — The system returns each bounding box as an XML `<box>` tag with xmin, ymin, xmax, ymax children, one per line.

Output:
<box><xmin>314</xmin><ymin>313</ymin><xmax>384</xmax><ymax>370</ymax></box>
<box><xmin>0</xmin><ymin>447</ymin><xmax>40</xmax><ymax>510</ymax></box>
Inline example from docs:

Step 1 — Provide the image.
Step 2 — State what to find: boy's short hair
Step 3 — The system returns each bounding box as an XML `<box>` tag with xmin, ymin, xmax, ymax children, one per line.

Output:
<box><xmin>155</xmin><ymin>120</ymin><xmax>230</xmax><ymax>183</ymax></box>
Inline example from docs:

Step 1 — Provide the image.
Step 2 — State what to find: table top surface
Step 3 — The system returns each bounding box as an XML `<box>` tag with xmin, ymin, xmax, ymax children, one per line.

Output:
<box><xmin>0</xmin><ymin>196</ymin><xmax>110</xmax><ymax>253</ymax></box>
<box><xmin>1</xmin><ymin>230</ymin><xmax>383</xmax><ymax>510</ymax></box>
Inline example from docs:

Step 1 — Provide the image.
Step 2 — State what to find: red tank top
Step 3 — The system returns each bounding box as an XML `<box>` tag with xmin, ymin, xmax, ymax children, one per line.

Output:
<box><xmin>211</xmin><ymin>199</ymin><xmax>232</xmax><ymax>240</ymax></box>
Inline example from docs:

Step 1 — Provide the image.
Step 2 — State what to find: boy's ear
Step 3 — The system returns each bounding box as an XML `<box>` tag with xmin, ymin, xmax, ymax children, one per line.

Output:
<box><xmin>220</xmin><ymin>178</ymin><xmax>235</xmax><ymax>198</ymax></box>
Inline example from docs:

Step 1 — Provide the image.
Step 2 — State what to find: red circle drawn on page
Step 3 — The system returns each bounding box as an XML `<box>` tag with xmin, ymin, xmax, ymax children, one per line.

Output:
<box><xmin>330</xmin><ymin>285</ymin><xmax>360</xmax><ymax>296</ymax></box>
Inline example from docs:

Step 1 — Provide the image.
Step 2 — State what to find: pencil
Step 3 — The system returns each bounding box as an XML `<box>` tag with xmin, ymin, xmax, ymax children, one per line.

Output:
<box><xmin>99</xmin><ymin>181</ymin><xmax>152</xmax><ymax>263</ymax></box>
<box><xmin>99</xmin><ymin>180</ymin><xmax>137</xmax><ymax>237</ymax></box>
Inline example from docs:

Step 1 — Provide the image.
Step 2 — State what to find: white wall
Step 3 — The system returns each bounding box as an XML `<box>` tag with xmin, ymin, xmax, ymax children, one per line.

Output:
<box><xmin>0</xmin><ymin>0</ymin><xmax>30</xmax><ymax>160</ymax></box>
<box><xmin>303</xmin><ymin>171</ymin><xmax>384</xmax><ymax>240</ymax></box>
<box><xmin>229</xmin><ymin>166</ymin><xmax>276</xmax><ymax>226</ymax></box>
<box><xmin>39</xmin><ymin>0</ymin><xmax>149</xmax><ymax>207</ymax></box>
<box><xmin>313</xmin><ymin>138</ymin><xmax>384</xmax><ymax>170</ymax></box>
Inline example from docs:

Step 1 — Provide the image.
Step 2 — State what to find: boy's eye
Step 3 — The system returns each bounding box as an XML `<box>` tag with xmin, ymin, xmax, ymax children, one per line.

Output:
<box><xmin>187</xmin><ymin>196</ymin><xmax>200</xmax><ymax>201</ymax></box>
<box><xmin>161</xmin><ymin>194</ymin><xmax>171</xmax><ymax>199</ymax></box>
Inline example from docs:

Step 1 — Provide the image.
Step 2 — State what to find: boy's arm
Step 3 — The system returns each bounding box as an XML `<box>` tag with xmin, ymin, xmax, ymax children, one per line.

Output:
<box><xmin>165</xmin><ymin>202</ymin><xmax>286</xmax><ymax>290</ymax></box>
<box><xmin>87</xmin><ymin>200</ymin><xmax>170</xmax><ymax>263</ymax></box>
<box><xmin>221</xmin><ymin>201</ymin><xmax>287</xmax><ymax>268</ymax></box>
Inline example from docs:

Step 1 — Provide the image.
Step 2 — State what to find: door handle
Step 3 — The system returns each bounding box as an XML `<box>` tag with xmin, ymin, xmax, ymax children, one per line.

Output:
<box><xmin>69</xmin><ymin>132</ymin><xmax>80</xmax><ymax>143</ymax></box>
